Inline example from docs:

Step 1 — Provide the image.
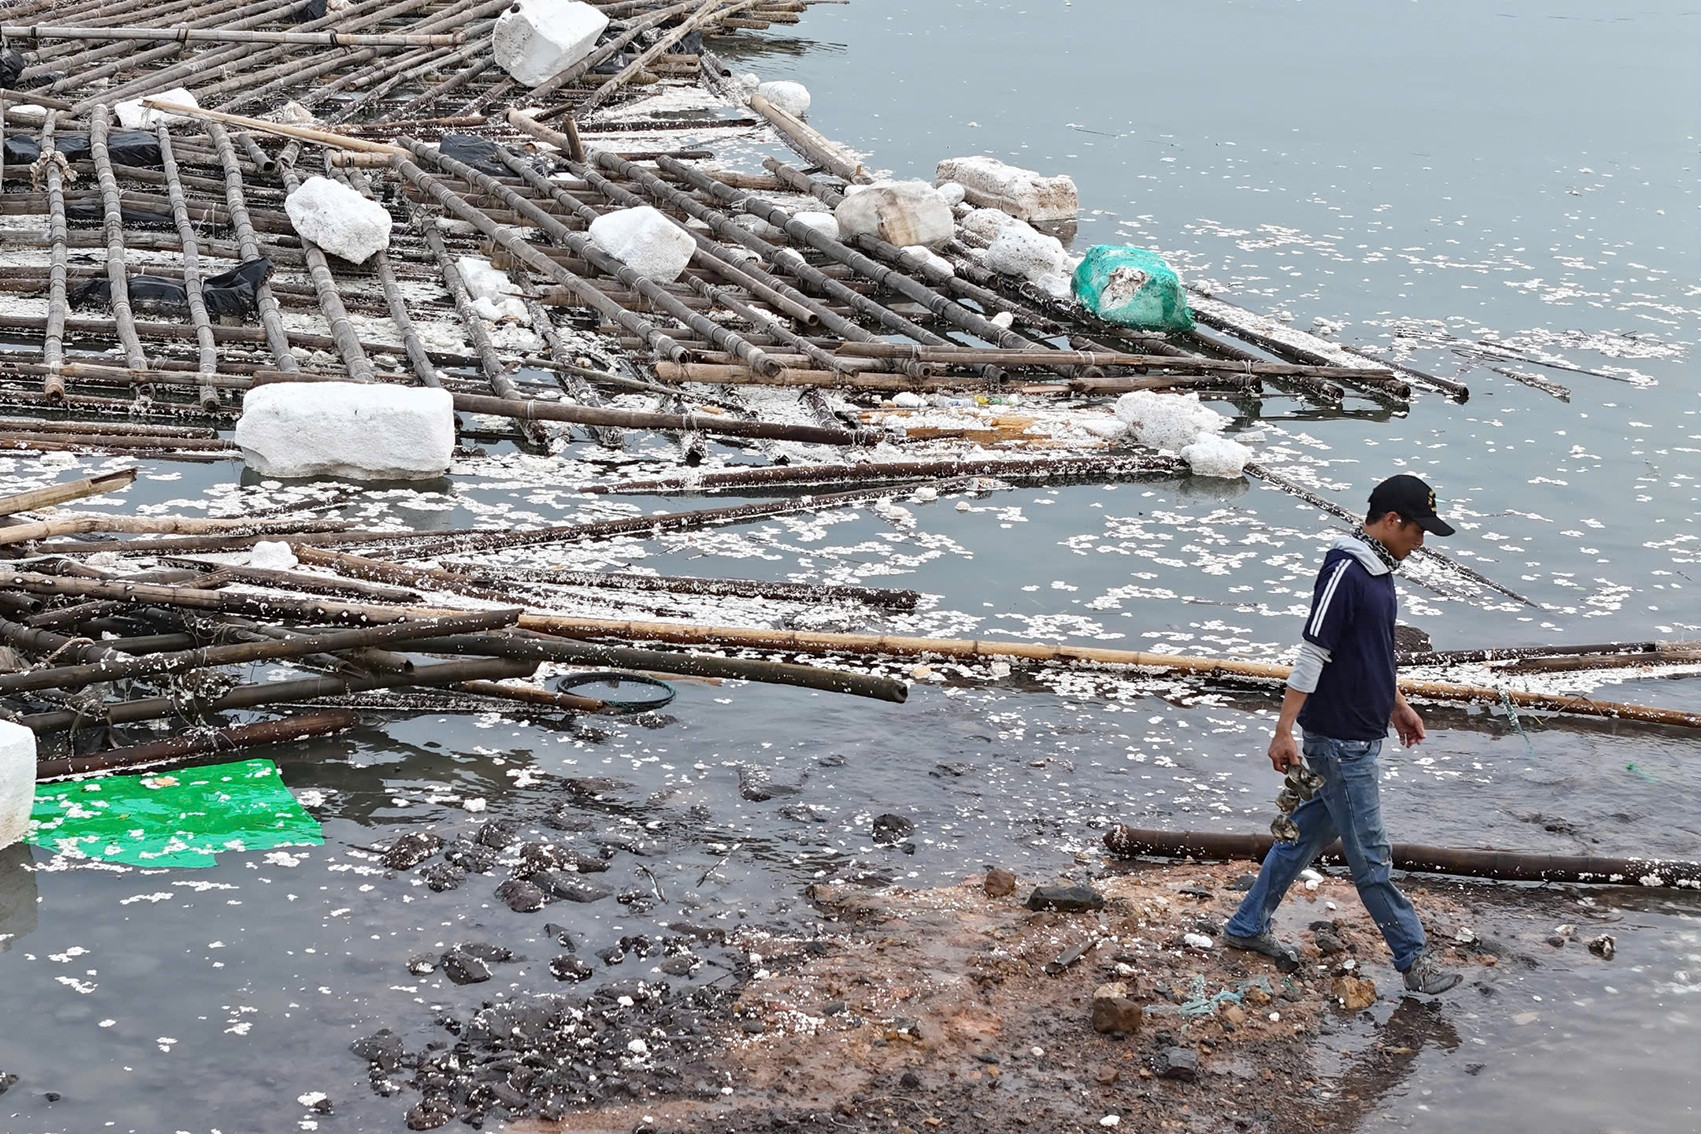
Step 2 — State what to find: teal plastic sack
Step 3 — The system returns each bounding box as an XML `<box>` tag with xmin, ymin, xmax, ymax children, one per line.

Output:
<box><xmin>1072</xmin><ymin>245</ymin><xmax>1194</xmax><ymax>332</ymax></box>
<box><xmin>28</xmin><ymin>758</ymin><xmax>323</xmax><ymax>868</ymax></box>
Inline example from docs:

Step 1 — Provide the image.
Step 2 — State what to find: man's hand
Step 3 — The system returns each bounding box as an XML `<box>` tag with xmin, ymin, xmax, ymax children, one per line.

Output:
<box><xmin>1268</xmin><ymin>729</ymin><xmax>1301</xmax><ymax>772</ymax></box>
<box><xmin>1392</xmin><ymin>700</ymin><xmax>1426</xmax><ymax>748</ymax></box>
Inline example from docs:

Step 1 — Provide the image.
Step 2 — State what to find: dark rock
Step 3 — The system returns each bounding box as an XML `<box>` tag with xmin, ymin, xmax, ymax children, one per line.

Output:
<box><xmin>420</xmin><ymin>862</ymin><xmax>465</xmax><ymax>892</ymax></box>
<box><xmin>310</xmin><ymin>1096</ymin><xmax>334</xmax><ymax>1114</ymax></box>
<box><xmin>1393</xmin><ymin>623</ymin><xmax>1432</xmax><ymax>654</ymax></box>
<box><xmin>475</xmin><ymin>820</ymin><xmax>519</xmax><ymax>849</ymax></box>
<box><xmin>516</xmin><ymin>842</ymin><xmax>574</xmax><ymax>874</ymax></box>
<box><xmin>740</xmin><ymin>1020</ymin><xmax>767</xmax><ymax>1034</ymax></box>
<box><xmin>381</xmin><ymin>832</ymin><xmax>444</xmax><ymax>871</ymax></box>
<box><xmin>738</xmin><ymin>764</ymin><xmax>804</xmax><ymax>801</ymax></box>
<box><xmin>351</xmin><ymin>1028</ymin><xmax>405</xmax><ymax>1070</ymax></box>
<box><xmin>406</xmin><ymin>1096</ymin><xmax>455</xmax><ymax>1130</ymax></box>
<box><xmin>658</xmin><ymin>956</ymin><xmax>695</xmax><ymax>976</ymax></box>
<box><xmin>823</xmin><ymin>1000</ymin><xmax>846</xmax><ymax>1016</ymax></box>
<box><xmin>816</xmin><ymin>753</ymin><xmax>846</xmax><ymax>767</ymax></box>
<box><xmin>443</xmin><ymin>839</ymin><xmax>499</xmax><ymax>874</ymax></box>
<box><xmin>542</xmin><ymin>923</ymin><xmax>575</xmax><ymax>951</ymax></box>
<box><xmin>1314</xmin><ymin>930</ymin><xmax>1346</xmax><ymax>955</ymax></box>
<box><xmin>458</xmin><ymin>943</ymin><xmax>513</xmax><ymax>963</ymax></box>
<box><xmin>1090</xmin><ymin>983</ymin><xmax>1143</xmax><ymax>1034</ymax></box>
<box><xmin>1546</xmin><ymin>935</ymin><xmax>1568</xmax><ymax>948</ymax></box>
<box><xmin>442</xmin><ymin>951</ymin><xmax>493</xmax><ymax>985</ymax></box>
<box><xmin>0</xmin><ymin>1072</ymin><xmax>15</xmax><ymax>1095</ymax></box>
<box><xmin>496</xmin><ymin>878</ymin><xmax>549</xmax><ymax>913</ymax></box>
<box><xmin>1179</xmin><ymin>885</ymin><xmax>1213</xmax><ymax>899</ymax></box>
<box><xmin>598</xmin><ymin>945</ymin><xmax>627</xmax><ymax>966</ymax></box>
<box><xmin>617</xmin><ymin>887</ymin><xmax>655</xmax><ymax>910</ymax></box>
<box><xmin>563</xmin><ymin>776</ymin><xmax>634</xmax><ymax>797</ymax></box>
<box><xmin>1227</xmin><ymin>874</ymin><xmax>1258</xmax><ymax>892</ymax></box>
<box><xmin>1025</xmin><ymin>884</ymin><xmax>1105</xmax><ymax>913</ymax></box>
<box><xmin>43</xmin><ymin>1091</ymin><xmax>61</xmax><ymax>1102</ymax></box>
<box><xmin>983</xmin><ymin>868</ymin><xmax>1017</xmax><ymax>898</ymax></box>
<box><xmin>407</xmin><ymin>955</ymin><xmax>437</xmax><ymax>976</ymax></box>
<box><xmin>778</xmin><ymin>803</ymin><xmax>827</xmax><ymax>824</ymax></box>
<box><xmin>899</xmin><ymin>1069</ymin><xmax>922</xmax><ymax>1089</ymax></box>
<box><xmin>550</xmin><ymin>955</ymin><xmax>594</xmax><ymax>982</ymax></box>
<box><xmin>542</xmin><ymin>807</ymin><xmax>594</xmax><ymax>832</ymax></box>
<box><xmin>871</xmin><ymin>813</ymin><xmax>913</xmax><ymax>844</ymax></box>
<box><xmin>532</xmin><ymin>870</ymin><xmax>612</xmax><ymax>903</ymax></box>
<box><xmin>933</xmin><ymin>762</ymin><xmax>974</xmax><ymax>777</ymax></box>
<box><xmin>1153</xmin><ymin>1046</ymin><xmax>1198</xmax><ymax>1082</ymax></box>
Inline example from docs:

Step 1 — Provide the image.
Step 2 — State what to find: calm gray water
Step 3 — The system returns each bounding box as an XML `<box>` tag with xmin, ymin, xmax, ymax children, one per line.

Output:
<box><xmin>1</xmin><ymin>2</ymin><xmax>1698</xmax><ymax>1130</ymax></box>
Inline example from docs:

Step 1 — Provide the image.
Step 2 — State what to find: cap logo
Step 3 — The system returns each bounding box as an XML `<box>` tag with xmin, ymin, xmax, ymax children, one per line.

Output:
<box><xmin>1426</xmin><ymin>490</ymin><xmax>1435</xmax><ymax>511</ymax></box>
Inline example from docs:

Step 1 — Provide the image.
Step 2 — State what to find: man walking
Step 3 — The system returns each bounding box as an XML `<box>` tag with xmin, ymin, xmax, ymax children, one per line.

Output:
<box><xmin>1223</xmin><ymin>474</ymin><xmax>1462</xmax><ymax>995</ymax></box>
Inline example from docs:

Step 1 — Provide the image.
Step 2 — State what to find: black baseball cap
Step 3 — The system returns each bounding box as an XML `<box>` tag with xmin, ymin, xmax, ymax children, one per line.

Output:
<box><xmin>1368</xmin><ymin>474</ymin><xmax>1455</xmax><ymax>537</ymax></box>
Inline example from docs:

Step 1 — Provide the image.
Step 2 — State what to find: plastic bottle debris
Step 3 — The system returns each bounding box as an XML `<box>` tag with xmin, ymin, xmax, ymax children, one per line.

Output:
<box><xmin>1073</xmin><ymin>245</ymin><xmax>1194</xmax><ymax>331</ymax></box>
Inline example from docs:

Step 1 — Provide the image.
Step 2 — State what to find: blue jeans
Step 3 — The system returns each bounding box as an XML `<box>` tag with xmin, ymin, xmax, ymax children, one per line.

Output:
<box><xmin>1226</xmin><ymin>733</ymin><xmax>1427</xmax><ymax>972</ymax></box>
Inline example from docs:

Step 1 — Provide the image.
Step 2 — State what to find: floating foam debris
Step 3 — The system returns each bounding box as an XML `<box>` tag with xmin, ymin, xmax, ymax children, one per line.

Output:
<box><xmin>1114</xmin><ymin>391</ymin><xmax>1227</xmax><ymax>453</ymax></box>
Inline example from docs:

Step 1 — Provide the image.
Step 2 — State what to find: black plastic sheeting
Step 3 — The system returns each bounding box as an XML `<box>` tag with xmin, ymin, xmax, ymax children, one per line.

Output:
<box><xmin>0</xmin><ymin>47</ymin><xmax>26</xmax><ymax>89</ymax></box>
<box><xmin>291</xmin><ymin>0</ymin><xmax>328</xmax><ymax>23</ymax></box>
<box><xmin>70</xmin><ymin>259</ymin><xmax>275</xmax><ymax>320</ymax></box>
<box><xmin>3</xmin><ymin>130</ymin><xmax>163</xmax><ymax>168</ymax></box>
<box><xmin>439</xmin><ymin>134</ymin><xmax>517</xmax><ymax>177</ymax></box>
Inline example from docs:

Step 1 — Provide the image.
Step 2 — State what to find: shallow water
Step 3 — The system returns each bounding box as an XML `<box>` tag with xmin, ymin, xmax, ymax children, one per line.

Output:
<box><xmin>2</xmin><ymin>1</ymin><xmax>1700</xmax><ymax>1130</ymax></box>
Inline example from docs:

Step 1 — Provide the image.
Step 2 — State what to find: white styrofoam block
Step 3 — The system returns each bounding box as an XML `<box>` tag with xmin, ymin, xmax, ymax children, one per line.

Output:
<box><xmin>587</xmin><ymin>205</ymin><xmax>696</xmax><ymax>282</ymax></box>
<box><xmin>901</xmin><ymin>244</ymin><xmax>954</xmax><ymax>278</ymax></box>
<box><xmin>0</xmin><ymin>721</ymin><xmax>36</xmax><ymax>851</ymax></box>
<box><xmin>234</xmin><ymin>382</ymin><xmax>456</xmax><ymax>481</ymax></box>
<box><xmin>492</xmin><ymin>0</ymin><xmax>609</xmax><ymax>87</ymax></box>
<box><xmin>789</xmin><ymin>210</ymin><xmax>839</xmax><ymax>240</ymax></box>
<box><xmin>248</xmin><ymin>541</ymin><xmax>299</xmax><ymax>571</ymax></box>
<box><xmin>935</xmin><ymin>155</ymin><xmax>1078</xmax><ymax>222</ymax></box>
<box><xmin>457</xmin><ymin>256</ymin><xmax>515</xmax><ymax>304</ymax></box>
<box><xmin>755</xmin><ymin>79</ymin><xmax>811</xmax><ymax>116</ymax></box>
<box><xmin>986</xmin><ymin>223</ymin><xmax>1066</xmax><ymax>282</ymax></box>
<box><xmin>115</xmin><ymin>87</ymin><xmax>198</xmax><ymax>129</ymax></box>
<box><xmin>283</xmin><ymin>176</ymin><xmax>392</xmax><ymax>265</ymax></box>
<box><xmin>959</xmin><ymin>206</ymin><xmax>1021</xmax><ymax>243</ymax></box>
<box><xmin>834</xmin><ymin>180</ymin><xmax>954</xmax><ymax>250</ymax></box>
<box><xmin>892</xmin><ymin>391</ymin><xmax>926</xmax><ymax>408</ymax></box>
<box><xmin>937</xmin><ymin>181</ymin><xmax>967</xmax><ymax>207</ymax></box>
<box><xmin>1181</xmin><ymin>433</ymin><xmax>1253</xmax><ymax>478</ymax></box>
<box><xmin>1114</xmin><ymin>390</ymin><xmax>1228</xmax><ymax>453</ymax></box>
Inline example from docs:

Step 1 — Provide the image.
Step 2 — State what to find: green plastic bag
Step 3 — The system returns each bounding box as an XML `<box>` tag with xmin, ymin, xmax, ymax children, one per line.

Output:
<box><xmin>28</xmin><ymin>758</ymin><xmax>323</xmax><ymax>868</ymax></box>
<box><xmin>1072</xmin><ymin>245</ymin><xmax>1194</xmax><ymax>332</ymax></box>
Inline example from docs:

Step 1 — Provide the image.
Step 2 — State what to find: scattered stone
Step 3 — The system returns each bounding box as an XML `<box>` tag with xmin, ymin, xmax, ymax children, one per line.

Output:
<box><xmin>871</xmin><ymin>813</ymin><xmax>914</xmax><ymax>844</ymax></box>
<box><xmin>1313</xmin><ymin>930</ymin><xmax>1346</xmax><ymax>955</ymax></box>
<box><xmin>835</xmin><ymin>181</ymin><xmax>954</xmax><ymax>250</ymax></box>
<box><xmin>534</xmin><ymin>872</ymin><xmax>613</xmax><ymax>903</ymax></box>
<box><xmin>658</xmin><ymin>955</ymin><xmax>696</xmax><ymax>976</ymax></box>
<box><xmin>491</xmin><ymin>0</ymin><xmax>608</xmax><ymax>86</ymax></box>
<box><xmin>351</xmin><ymin>1029</ymin><xmax>405</xmax><ymax>1070</ymax></box>
<box><xmin>588</xmin><ymin>206</ymin><xmax>697</xmax><ymax>283</ymax></box>
<box><xmin>549</xmin><ymin>954</ymin><xmax>594</xmax><ymax>982</ymax></box>
<box><xmin>1330</xmin><ymin>976</ymin><xmax>1377</xmax><ymax>1013</ymax></box>
<box><xmin>1227</xmin><ymin>874</ymin><xmax>1258</xmax><ymax>892</ymax></box>
<box><xmin>419</xmin><ymin>862</ymin><xmax>465</xmax><ymax>892</ymax></box>
<box><xmin>1093</xmin><ymin>1064</ymin><xmax>1120</xmax><ymax>1086</ymax></box>
<box><xmin>983</xmin><ymin>868</ymin><xmax>1017</xmax><ymax>898</ymax></box>
<box><xmin>406</xmin><ymin>955</ymin><xmax>436</xmax><ymax>976</ymax></box>
<box><xmin>283</xmin><ymin>175</ymin><xmax>393</xmax><ymax>264</ymax></box>
<box><xmin>737</xmin><ymin>764</ymin><xmax>804</xmax><ymax>801</ymax></box>
<box><xmin>597</xmin><ymin>944</ymin><xmax>626</xmax><ymax>966</ymax></box>
<box><xmin>823</xmin><ymin>1000</ymin><xmax>847</xmax><ymax>1016</ymax></box>
<box><xmin>1178</xmin><ymin>885</ymin><xmax>1213</xmax><ymax>899</ymax></box>
<box><xmin>379</xmin><ymin>831</ymin><xmax>443</xmax><ymax>871</ymax></box>
<box><xmin>443</xmin><ymin>839</ymin><xmax>498</xmax><ymax>873</ymax></box>
<box><xmin>1090</xmin><ymin>983</ymin><xmax>1143</xmax><ymax>1034</ymax></box>
<box><xmin>542</xmin><ymin>923</ymin><xmax>574</xmax><ymax>950</ymax></box>
<box><xmin>475</xmin><ymin>819</ymin><xmax>519</xmax><ymax>849</ymax></box>
<box><xmin>234</xmin><ymin>381</ymin><xmax>454</xmax><ymax>481</ymax></box>
<box><xmin>1219</xmin><ymin>1003</ymin><xmax>1246</xmax><ymax>1028</ymax></box>
<box><xmin>1152</xmin><ymin>1047</ymin><xmax>1198</xmax><ymax>1082</ymax></box>
<box><xmin>755</xmin><ymin>79</ymin><xmax>811</xmax><ymax>116</ymax></box>
<box><xmin>1545</xmin><ymin>934</ymin><xmax>1568</xmax><ymax>949</ymax></box>
<box><xmin>496</xmin><ymin>878</ymin><xmax>549</xmax><ymax>913</ymax></box>
<box><xmin>935</xmin><ymin>155</ymin><xmax>1078</xmax><ymax>222</ymax></box>
<box><xmin>405</xmin><ymin>1095</ymin><xmax>455</xmax><ymax>1130</ymax></box>
<box><xmin>440</xmin><ymin>949</ymin><xmax>492</xmax><ymax>985</ymax></box>
<box><xmin>899</xmin><ymin>1068</ymin><xmax>922</xmax><ymax>1089</ymax></box>
<box><xmin>1588</xmin><ymin>934</ymin><xmax>1616</xmax><ymax>960</ymax></box>
<box><xmin>1026</xmin><ymin>884</ymin><xmax>1105</xmax><ymax>913</ymax></box>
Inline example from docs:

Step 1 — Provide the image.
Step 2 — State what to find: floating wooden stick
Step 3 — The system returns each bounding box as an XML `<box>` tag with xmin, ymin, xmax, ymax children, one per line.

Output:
<box><xmin>0</xmin><ymin>515</ymin><xmax>353</xmax><ymax>547</ymax></box>
<box><xmin>37</xmin><ymin>709</ymin><xmax>362</xmax><ymax>781</ymax></box>
<box><xmin>0</xmin><ymin>467</ymin><xmax>137</xmax><ymax>516</ymax></box>
<box><xmin>4</xmin><ymin>24</ymin><xmax>466</xmax><ymax>46</ymax></box>
<box><xmin>590</xmin><ymin>453</ymin><xmax>1182</xmax><ymax>494</ymax></box>
<box><xmin>1102</xmin><ymin>826</ymin><xmax>1701</xmax><ymax>888</ymax></box>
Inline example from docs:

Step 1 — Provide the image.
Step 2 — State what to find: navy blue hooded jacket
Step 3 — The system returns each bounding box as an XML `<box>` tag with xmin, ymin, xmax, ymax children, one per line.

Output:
<box><xmin>1290</xmin><ymin>536</ymin><xmax>1398</xmax><ymax>741</ymax></box>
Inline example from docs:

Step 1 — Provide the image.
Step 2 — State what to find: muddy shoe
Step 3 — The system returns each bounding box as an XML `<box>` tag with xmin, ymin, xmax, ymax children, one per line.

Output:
<box><xmin>1221</xmin><ymin>927</ymin><xmax>1300</xmax><ymax>971</ymax></box>
<box><xmin>1401</xmin><ymin>952</ymin><xmax>1462</xmax><ymax>995</ymax></box>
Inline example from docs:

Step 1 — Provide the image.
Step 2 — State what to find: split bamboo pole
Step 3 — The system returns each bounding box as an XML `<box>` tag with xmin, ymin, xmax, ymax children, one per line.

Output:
<box><xmin>1102</xmin><ymin>826</ymin><xmax>1701</xmax><ymax>888</ymax></box>
<box><xmin>589</xmin><ymin>453</ymin><xmax>1182</xmax><ymax>494</ymax></box>
<box><xmin>3</xmin><ymin>24</ymin><xmax>465</xmax><ymax>46</ymax></box>
<box><xmin>747</xmin><ymin>89</ymin><xmax>869</xmax><ymax>183</ymax></box>
<box><xmin>577</xmin><ymin>0</ymin><xmax>769</xmax><ymax>115</ymax></box>
<box><xmin>0</xmin><ymin>515</ymin><xmax>353</xmax><ymax>547</ymax></box>
<box><xmin>0</xmin><ymin>468</ymin><xmax>138</xmax><ymax>515</ymax></box>
<box><xmin>38</xmin><ymin>709</ymin><xmax>362</xmax><ymax>781</ymax></box>
<box><xmin>157</xmin><ymin>124</ymin><xmax>220</xmax><ymax>411</ymax></box>
<box><xmin>837</xmin><ymin>342</ymin><xmax>1396</xmax><ymax>380</ymax></box>
<box><xmin>40</xmin><ymin>110</ymin><xmax>70</xmax><ymax>403</ymax></box>
<box><xmin>206</xmin><ymin>121</ymin><xmax>298</xmax><ymax>373</ymax></box>
<box><xmin>335</xmin><ymin>172</ymin><xmax>441</xmax><ymax>391</ymax></box>
<box><xmin>513</xmin><ymin>268</ymin><xmax>624</xmax><ymax>448</ymax></box>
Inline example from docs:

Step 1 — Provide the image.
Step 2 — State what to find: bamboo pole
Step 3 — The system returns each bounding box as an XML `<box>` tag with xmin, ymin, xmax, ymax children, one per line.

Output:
<box><xmin>40</xmin><ymin>110</ymin><xmax>70</xmax><ymax>403</ymax></box>
<box><xmin>277</xmin><ymin>159</ymin><xmax>377</xmax><ymax>384</ymax></box>
<box><xmin>512</xmin><ymin>268</ymin><xmax>623</xmax><ymax>448</ymax></box>
<box><xmin>504</xmin><ymin>614</ymin><xmax>1701</xmax><ymax>730</ymax></box>
<box><xmin>837</xmin><ymin>342</ymin><xmax>1397</xmax><ymax>380</ymax></box>
<box><xmin>522</xmin><ymin>0</ymin><xmax>704</xmax><ymax>117</ymax></box>
<box><xmin>589</xmin><ymin>453</ymin><xmax>1182</xmax><ymax>494</ymax></box>
<box><xmin>577</xmin><ymin>0</ymin><xmax>769</xmax><ymax>115</ymax></box>
<box><xmin>1102</xmin><ymin>826</ymin><xmax>1701</xmax><ymax>888</ymax></box>
<box><xmin>0</xmin><ymin>608</ymin><xmax>517</xmax><ymax>694</ymax></box>
<box><xmin>38</xmin><ymin>709</ymin><xmax>361</xmax><ymax>781</ymax></box>
<box><xmin>441</xmin><ymin>390</ymin><xmax>861</xmax><ymax>446</ymax></box>
<box><xmin>157</xmin><ymin>123</ymin><xmax>220</xmax><ymax>411</ymax></box>
<box><xmin>747</xmin><ymin>89</ymin><xmax>869</xmax><ymax>184</ymax></box>
<box><xmin>206</xmin><ymin>121</ymin><xmax>299</xmax><ymax>373</ymax></box>
<box><xmin>19</xmin><ymin>656</ymin><xmax>538</xmax><ymax>733</ymax></box>
<box><xmin>4</xmin><ymin>24</ymin><xmax>465</xmax><ymax>45</ymax></box>
<box><xmin>1400</xmin><ymin>640</ymin><xmax>1665</xmax><ymax>667</ymax></box>
<box><xmin>445</xmin><ymin>562</ymin><xmax>923</xmax><ymax>611</ymax></box>
<box><xmin>145</xmin><ymin>100</ymin><xmax>408</xmax><ymax>155</ymax></box>
<box><xmin>0</xmin><ymin>515</ymin><xmax>351</xmax><ymax>547</ymax></box>
<box><xmin>0</xmin><ymin>468</ymin><xmax>137</xmax><ymax>516</ymax></box>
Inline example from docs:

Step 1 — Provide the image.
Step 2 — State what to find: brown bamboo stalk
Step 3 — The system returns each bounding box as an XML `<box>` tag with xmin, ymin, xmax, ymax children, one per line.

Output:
<box><xmin>589</xmin><ymin>452</ymin><xmax>1181</xmax><ymax>494</ymax></box>
<box><xmin>276</xmin><ymin>161</ymin><xmax>377</xmax><ymax>384</ymax></box>
<box><xmin>0</xmin><ymin>467</ymin><xmax>137</xmax><ymax>516</ymax></box>
<box><xmin>578</xmin><ymin>0</ymin><xmax>768</xmax><ymax>114</ymax></box>
<box><xmin>4</xmin><ymin>23</ymin><xmax>464</xmax><ymax>45</ymax></box>
<box><xmin>206</xmin><ymin>121</ymin><xmax>299</xmax><ymax>373</ymax></box>
<box><xmin>40</xmin><ymin>110</ymin><xmax>70</xmax><ymax>403</ymax></box>
<box><xmin>156</xmin><ymin>123</ymin><xmax>220</xmax><ymax>410</ymax></box>
<box><xmin>459</xmin><ymin>563</ymin><xmax>923</xmax><ymax>611</ymax></box>
<box><xmin>837</xmin><ymin>342</ymin><xmax>1397</xmax><ymax>379</ymax></box>
<box><xmin>37</xmin><ymin>709</ymin><xmax>361</xmax><ymax>781</ymax></box>
<box><xmin>747</xmin><ymin>89</ymin><xmax>869</xmax><ymax>184</ymax></box>
<box><xmin>441</xmin><ymin>390</ymin><xmax>860</xmax><ymax>446</ymax></box>
<box><xmin>513</xmin><ymin>267</ymin><xmax>623</xmax><ymax>447</ymax></box>
<box><xmin>0</xmin><ymin>515</ymin><xmax>353</xmax><ymax>547</ymax></box>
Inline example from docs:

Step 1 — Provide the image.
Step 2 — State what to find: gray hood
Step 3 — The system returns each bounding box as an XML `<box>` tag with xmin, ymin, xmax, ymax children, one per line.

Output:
<box><xmin>1331</xmin><ymin>534</ymin><xmax>1393</xmax><ymax>577</ymax></box>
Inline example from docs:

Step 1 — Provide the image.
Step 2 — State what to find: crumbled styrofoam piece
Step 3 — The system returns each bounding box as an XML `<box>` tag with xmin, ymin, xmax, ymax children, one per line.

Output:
<box><xmin>492</xmin><ymin>0</ymin><xmax>609</xmax><ymax>87</ymax></box>
<box><xmin>1182</xmin><ymin>932</ymin><xmax>1214</xmax><ymax>949</ymax></box>
<box><xmin>789</xmin><ymin>211</ymin><xmax>839</xmax><ymax>240</ymax></box>
<box><xmin>283</xmin><ymin>176</ymin><xmax>392</xmax><ymax>265</ymax></box>
<box><xmin>901</xmin><ymin>244</ymin><xmax>954</xmax><ymax>277</ymax></box>
<box><xmin>436</xmin><ymin>217</ymin><xmax>477</xmax><ymax>236</ymax></box>
<box><xmin>986</xmin><ymin>223</ymin><xmax>1066</xmax><ymax>282</ymax></box>
<box><xmin>731</xmin><ymin>212</ymin><xmax>784</xmax><ymax>240</ymax></box>
<box><xmin>892</xmin><ymin>391</ymin><xmax>926</xmax><ymax>408</ymax></box>
<box><xmin>755</xmin><ymin>79</ymin><xmax>811</xmax><ymax>117</ymax></box>
<box><xmin>234</xmin><ymin>382</ymin><xmax>455</xmax><ymax>481</ymax></box>
<box><xmin>990</xmin><ymin>310</ymin><xmax>1015</xmax><ymax>329</ymax></box>
<box><xmin>1080</xmin><ymin>415</ymin><xmax>1128</xmax><ymax>439</ymax></box>
<box><xmin>834</xmin><ymin>180</ymin><xmax>954</xmax><ymax>250</ymax></box>
<box><xmin>472</xmin><ymin>295</ymin><xmax>527</xmax><ymax>323</ymax></box>
<box><xmin>0</xmin><ymin>721</ymin><xmax>36</xmax><ymax>850</ymax></box>
<box><xmin>456</xmin><ymin>256</ymin><xmax>515</xmax><ymax>304</ymax></box>
<box><xmin>1113</xmin><ymin>390</ymin><xmax>1228</xmax><ymax>453</ymax></box>
<box><xmin>587</xmin><ymin>205</ymin><xmax>696</xmax><ymax>283</ymax></box>
<box><xmin>1035</xmin><ymin>271</ymin><xmax>1075</xmax><ymax>300</ymax></box>
<box><xmin>936</xmin><ymin>155</ymin><xmax>1078</xmax><ymax>222</ymax></box>
<box><xmin>1180</xmin><ymin>432</ymin><xmax>1253</xmax><ymax>479</ymax></box>
<box><xmin>958</xmin><ymin>206</ymin><xmax>1022</xmax><ymax>243</ymax></box>
<box><xmin>248</xmin><ymin>541</ymin><xmax>299</xmax><ymax>571</ymax></box>
<box><xmin>937</xmin><ymin>181</ymin><xmax>967</xmax><ymax>207</ymax></box>
<box><xmin>115</xmin><ymin>87</ymin><xmax>198</xmax><ymax>129</ymax></box>
<box><xmin>271</xmin><ymin>101</ymin><xmax>318</xmax><ymax>126</ymax></box>
<box><xmin>912</xmin><ymin>486</ymin><xmax>938</xmax><ymax>503</ymax></box>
